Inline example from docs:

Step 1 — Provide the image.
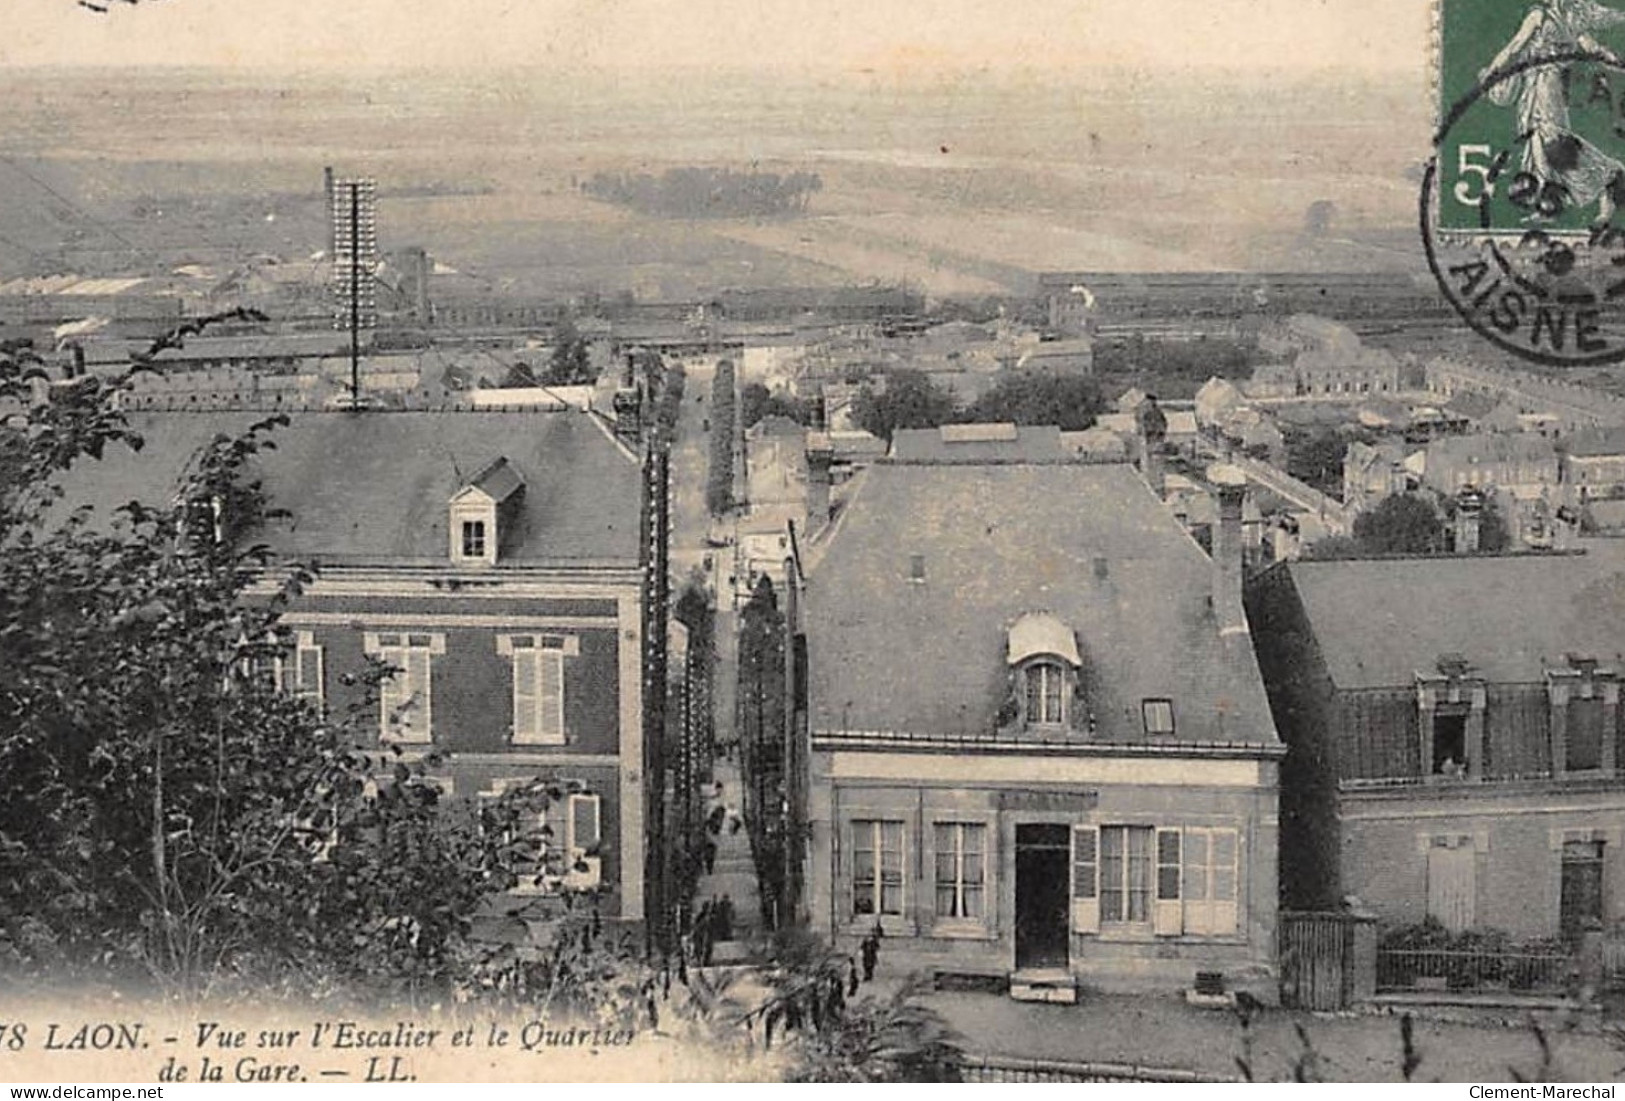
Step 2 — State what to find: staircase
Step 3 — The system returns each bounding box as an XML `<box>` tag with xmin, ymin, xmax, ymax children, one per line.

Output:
<box><xmin>1009</xmin><ymin>969</ymin><xmax>1079</xmax><ymax>1004</ymax></box>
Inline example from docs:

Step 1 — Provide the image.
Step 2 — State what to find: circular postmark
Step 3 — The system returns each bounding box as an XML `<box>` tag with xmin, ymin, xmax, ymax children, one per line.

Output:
<box><xmin>1426</xmin><ymin>46</ymin><xmax>1625</xmax><ymax>366</ymax></box>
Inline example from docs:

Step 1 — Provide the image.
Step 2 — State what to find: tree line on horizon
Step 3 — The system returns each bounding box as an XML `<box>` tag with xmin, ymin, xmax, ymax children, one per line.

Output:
<box><xmin>583</xmin><ymin>168</ymin><xmax>823</xmax><ymax>218</ymax></box>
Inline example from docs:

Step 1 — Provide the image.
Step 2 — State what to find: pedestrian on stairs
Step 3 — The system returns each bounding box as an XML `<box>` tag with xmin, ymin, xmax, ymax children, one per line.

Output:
<box><xmin>860</xmin><ymin>923</ymin><xmax>882</xmax><ymax>983</ymax></box>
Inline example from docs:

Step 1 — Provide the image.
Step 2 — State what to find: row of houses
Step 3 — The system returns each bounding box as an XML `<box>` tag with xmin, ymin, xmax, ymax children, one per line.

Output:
<box><xmin>53</xmin><ymin>395</ymin><xmax>1625</xmax><ymax>1004</ymax></box>
<box><xmin>779</xmin><ymin>423</ymin><xmax>1625</xmax><ymax>1001</ymax></box>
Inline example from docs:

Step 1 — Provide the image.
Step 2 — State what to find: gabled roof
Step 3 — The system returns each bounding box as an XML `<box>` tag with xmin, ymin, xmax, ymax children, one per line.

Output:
<box><xmin>55</xmin><ymin>410</ymin><xmax>642</xmax><ymax>565</ymax></box>
<box><xmin>805</xmin><ymin>460</ymin><xmax>1278</xmax><ymax>745</ymax></box>
<box><xmin>1280</xmin><ymin>547</ymin><xmax>1625</xmax><ymax>689</ymax></box>
<box><xmin>461</xmin><ymin>456</ymin><xmax>525</xmax><ymax>504</ymax></box>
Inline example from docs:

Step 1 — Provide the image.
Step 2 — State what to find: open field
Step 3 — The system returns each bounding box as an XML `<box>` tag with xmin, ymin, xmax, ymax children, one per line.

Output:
<box><xmin>0</xmin><ymin>66</ymin><xmax>1434</xmax><ymax>301</ymax></box>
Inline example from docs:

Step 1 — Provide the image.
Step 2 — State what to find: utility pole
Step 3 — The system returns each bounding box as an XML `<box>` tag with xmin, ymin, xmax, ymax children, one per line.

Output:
<box><xmin>349</xmin><ymin>181</ymin><xmax>361</xmax><ymax>405</ymax></box>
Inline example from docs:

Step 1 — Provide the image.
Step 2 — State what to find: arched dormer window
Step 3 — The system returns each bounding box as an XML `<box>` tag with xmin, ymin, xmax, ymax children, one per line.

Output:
<box><xmin>1006</xmin><ymin>612</ymin><xmax>1083</xmax><ymax>730</ymax></box>
<box><xmin>1024</xmin><ymin>660</ymin><xmax>1067</xmax><ymax>725</ymax></box>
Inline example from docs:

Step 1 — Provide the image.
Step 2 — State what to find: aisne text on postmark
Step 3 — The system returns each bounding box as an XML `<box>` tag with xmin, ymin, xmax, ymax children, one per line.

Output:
<box><xmin>1429</xmin><ymin>0</ymin><xmax>1625</xmax><ymax>364</ymax></box>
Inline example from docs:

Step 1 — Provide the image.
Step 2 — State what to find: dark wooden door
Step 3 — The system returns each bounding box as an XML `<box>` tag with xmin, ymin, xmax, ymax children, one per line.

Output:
<box><xmin>1015</xmin><ymin>824</ymin><xmax>1071</xmax><ymax>970</ymax></box>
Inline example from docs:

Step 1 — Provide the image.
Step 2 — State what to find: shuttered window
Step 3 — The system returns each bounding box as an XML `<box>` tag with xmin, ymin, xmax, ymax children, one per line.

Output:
<box><xmin>1182</xmin><ymin>828</ymin><xmax>1240</xmax><ymax>936</ymax></box>
<box><xmin>1073</xmin><ymin>824</ymin><xmax>1241</xmax><ymax>937</ymax></box>
<box><xmin>503</xmin><ymin>635</ymin><xmax>571</xmax><ymax>745</ymax></box>
<box><xmin>293</xmin><ymin>632</ymin><xmax>323</xmax><ymax>709</ymax></box>
<box><xmin>375</xmin><ymin>633</ymin><xmax>436</xmax><ymax>744</ymax></box>
<box><xmin>1426</xmin><ymin>837</ymin><xmax>1476</xmax><ymax>933</ymax></box>
<box><xmin>1071</xmin><ymin>825</ymin><xmax>1100</xmax><ymax>933</ymax></box>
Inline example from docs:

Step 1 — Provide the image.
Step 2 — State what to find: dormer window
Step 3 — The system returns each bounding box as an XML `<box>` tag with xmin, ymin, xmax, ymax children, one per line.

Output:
<box><xmin>448</xmin><ymin>457</ymin><xmax>524</xmax><ymax>566</ymax></box>
<box><xmin>1025</xmin><ymin>661</ymin><xmax>1067</xmax><ymax>725</ymax></box>
<box><xmin>1006</xmin><ymin>611</ymin><xmax>1083</xmax><ymax>731</ymax></box>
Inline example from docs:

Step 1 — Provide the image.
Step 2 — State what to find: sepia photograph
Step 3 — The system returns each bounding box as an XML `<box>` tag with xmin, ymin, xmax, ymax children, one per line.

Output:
<box><xmin>3</xmin><ymin>0</ymin><xmax>1625</xmax><ymax>1087</ymax></box>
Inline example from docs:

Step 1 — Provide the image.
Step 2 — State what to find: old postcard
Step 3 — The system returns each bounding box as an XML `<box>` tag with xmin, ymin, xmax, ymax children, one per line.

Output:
<box><xmin>1</xmin><ymin>0</ymin><xmax>1623</xmax><ymax>1087</ymax></box>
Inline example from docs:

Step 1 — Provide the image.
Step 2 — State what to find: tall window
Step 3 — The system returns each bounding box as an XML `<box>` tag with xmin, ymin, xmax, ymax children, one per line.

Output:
<box><xmin>567</xmin><ymin>792</ymin><xmax>602</xmax><ymax>857</ymax></box>
<box><xmin>1182</xmin><ymin>828</ymin><xmax>1240</xmax><ymax>935</ymax></box>
<box><xmin>1561</xmin><ymin>839</ymin><xmax>1605</xmax><ymax>939</ymax></box>
<box><xmin>1569</xmin><ymin>697</ymin><xmax>1605</xmax><ymax>772</ymax></box>
<box><xmin>1426</xmin><ymin>835</ymin><xmax>1476</xmax><ymax>933</ymax></box>
<box><xmin>1100</xmin><ymin>825</ymin><xmax>1154</xmax><ymax>925</ymax></box>
<box><xmin>1431</xmin><ymin>710</ymin><xmax>1468</xmax><ymax>776</ymax></box>
<box><xmin>370</xmin><ymin>632</ymin><xmax>440</xmax><ymax>743</ymax></box>
<box><xmin>1024</xmin><ymin>661</ymin><xmax>1066</xmax><ymax>725</ymax></box>
<box><xmin>852</xmin><ymin>819</ymin><xmax>905</xmax><ymax>919</ymax></box>
<box><xmin>503</xmin><ymin>635</ymin><xmax>572</xmax><ymax>745</ymax></box>
<box><xmin>462</xmin><ymin>520</ymin><xmax>486</xmax><ymax>559</ymax></box>
<box><xmin>280</xmin><ymin>631</ymin><xmax>325</xmax><ymax>709</ymax></box>
<box><xmin>933</xmin><ymin>822</ymin><xmax>986</xmax><ymax>922</ymax></box>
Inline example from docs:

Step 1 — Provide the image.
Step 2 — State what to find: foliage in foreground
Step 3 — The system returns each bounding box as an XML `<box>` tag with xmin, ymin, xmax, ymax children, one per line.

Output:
<box><xmin>0</xmin><ymin>335</ymin><xmax>571</xmax><ymax>999</ymax></box>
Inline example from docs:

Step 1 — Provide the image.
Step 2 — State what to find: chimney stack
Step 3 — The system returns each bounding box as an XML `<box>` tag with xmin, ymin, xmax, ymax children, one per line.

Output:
<box><xmin>1137</xmin><ymin>396</ymin><xmax>1168</xmax><ymax>498</ymax></box>
<box><xmin>1210</xmin><ymin>465</ymin><xmax>1249</xmax><ymax>639</ymax></box>
<box><xmin>1454</xmin><ymin>488</ymin><xmax>1483</xmax><ymax>554</ymax></box>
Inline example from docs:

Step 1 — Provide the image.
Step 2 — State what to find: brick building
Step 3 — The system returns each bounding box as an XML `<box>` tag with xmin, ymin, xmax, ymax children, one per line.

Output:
<box><xmin>1246</xmin><ymin>551</ymin><xmax>1625</xmax><ymax>940</ymax></box>
<box><xmin>63</xmin><ymin>409</ymin><xmax>656</xmax><ymax>926</ymax></box>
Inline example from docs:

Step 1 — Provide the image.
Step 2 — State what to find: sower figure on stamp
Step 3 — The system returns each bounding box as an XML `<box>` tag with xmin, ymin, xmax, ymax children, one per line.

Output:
<box><xmin>1481</xmin><ymin>0</ymin><xmax>1625</xmax><ymax>221</ymax></box>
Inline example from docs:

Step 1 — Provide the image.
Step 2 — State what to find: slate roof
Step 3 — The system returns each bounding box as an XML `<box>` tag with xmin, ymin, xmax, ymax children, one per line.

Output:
<box><xmin>466</xmin><ymin>456</ymin><xmax>525</xmax><ymax>504</ymax></box>
<box><xmin>1282</xmin><ymin>549</ymin><xmax>1625</xmax><ymax>689</ymax></box>
<box><xmin>1566</xmin><ymin>426</ymin><xmax>1625</xmax><ymax>458</ymax></box>
<box><xmin>804</xmin><ymin>460</ymin><xmax>1279</xmax><ymax>745</ymax></box>
<box><xmin>1425</xmin><ymin>432</ymin><xmax>1558</xmax><ymax>468</ymax></box>
<box><xmin>55</xmin><ymin>410</ymin><xmax>642</xmax><ymax>565</ymax></box>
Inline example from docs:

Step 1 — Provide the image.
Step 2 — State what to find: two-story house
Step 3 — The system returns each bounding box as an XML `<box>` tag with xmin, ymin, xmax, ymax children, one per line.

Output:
<box><xmin>798</xmin><ymin>452</ymin><xmax>1284</xmax><ymax>1000</ymax></box>
<box><xmin>1246</xmin><ymin>550</ymin><xmax>1625</xmax><ymax>940</ymax></box>
<box><xmin>64</xmin><ymin>408</ymin><xmax>654</xmax><ymax>926</ymax></box>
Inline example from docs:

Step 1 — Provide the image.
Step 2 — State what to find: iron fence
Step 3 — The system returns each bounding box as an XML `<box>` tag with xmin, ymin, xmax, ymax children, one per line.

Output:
<box><xmin>1376</xmin><ymin>946</ymin><xmax>1574</xmax><ymax>994</ymax></box>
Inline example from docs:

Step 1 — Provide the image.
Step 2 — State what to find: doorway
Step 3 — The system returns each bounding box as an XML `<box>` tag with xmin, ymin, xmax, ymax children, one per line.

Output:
<box><xmin>1014</xmin><ymin>823</ymin><xmax>1071</xmax><ymax>970</ymax></box>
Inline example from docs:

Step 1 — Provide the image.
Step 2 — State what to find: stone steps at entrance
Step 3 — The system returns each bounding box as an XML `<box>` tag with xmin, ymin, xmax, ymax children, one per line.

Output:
<box><xmin>1009</xmin><ymin>969</ymin><xmax>1078</xmax><ymax>1005</ymax></box>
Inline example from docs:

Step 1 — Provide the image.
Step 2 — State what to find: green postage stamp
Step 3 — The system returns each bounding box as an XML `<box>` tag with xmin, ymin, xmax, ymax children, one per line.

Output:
<box><xmin>1438</xmin><ymin>0</ymin><xmax>1625</xmax><ymax>232</ymax></box>
<box><xmin>1430</xmin><ymin>0</ymin><xmax>1625</xmax><ymax>364</ymax></box>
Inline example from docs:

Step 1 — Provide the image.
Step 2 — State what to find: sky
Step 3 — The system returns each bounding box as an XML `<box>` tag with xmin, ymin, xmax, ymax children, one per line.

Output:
<box><xmin>4</xmin><ymin>0</ymin><xmax>1429</xmax><ymax>75</ymax></box>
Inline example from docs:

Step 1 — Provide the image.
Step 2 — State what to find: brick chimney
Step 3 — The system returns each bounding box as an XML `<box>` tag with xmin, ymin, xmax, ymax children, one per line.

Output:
<box><xmin>1454</xmin><ymin>488</ymin><xmax>1483</xmax><ymax>554</ymax></box>
<box><xmin>1210</xmin><ymin>465</ymin><xmax>1249</xmax><ymax>639</ymax></box>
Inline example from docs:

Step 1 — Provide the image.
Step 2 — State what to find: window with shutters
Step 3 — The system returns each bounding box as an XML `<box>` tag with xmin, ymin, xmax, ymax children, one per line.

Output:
<box><xmin>852</xmin><ymin>819</ymin><xmax>905</xmax><ymax>919</ymax></box>
<box><xmin>1181</xmin><ymin>828</ymin><xmax>1240</xmax><ymax>936</ymax></box>
<box><xmin>932</xmin><ymin>822</ymin><xmax>987</xmax><ymax>926</ymax></box>
<box><xmin>365</xmin><ymin>632</ymin><xmax>444</xmax><ymax>744</ymax></box>
<box><xmin>481</xmin><ymin>778</ymin><xmax>553</xmax><ymax>894</ymax></box>
<box><xmin>1100</xmin><ymin>825</ymin><xmax>1154</xmax><ymax>926</ymax></box>
<box><xmin>1426</xmin><ymin>835</ymin><xmax>1477</xmax><ymax>933</ymax></box>
<box><xmin>282</xmin><ymin>630</ymin><xmax>324</xmax><ymax>710</ymax></box>
<box><xmin>1074</xmin><ymin>823</ymin><xmax>1241</xmax><ymax>938</ymax></box>
<box><xmin>1072</xmin><ymin>825</ymin><xmax>1100</xmax><ymax>933</ymax></box>
<box><xmin>499</xmin><ymin>634</ymin><xmax>578</xmax><ymax>745</ymax></box>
